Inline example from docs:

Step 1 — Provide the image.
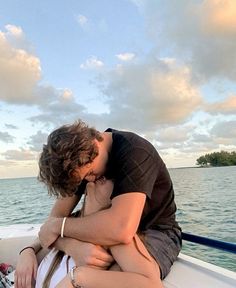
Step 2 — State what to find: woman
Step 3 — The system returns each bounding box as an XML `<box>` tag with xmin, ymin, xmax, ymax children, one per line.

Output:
<box><xmin>36</xmin><ymin>178</ymin><xmax>162</xmax><ymax>287</ymax></box>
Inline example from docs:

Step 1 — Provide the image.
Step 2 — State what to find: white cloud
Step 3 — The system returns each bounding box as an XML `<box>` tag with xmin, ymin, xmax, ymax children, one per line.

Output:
<box><xmin>2</xmin><ymin>149</ymin><xmax>37</xmax><ymax>161</ymax></box>
<box><xmin>5</xmin><ymin>24</ymin><xmax>23</xmax><ymax>37</ymax></box>
<box><xmin>157</xmin><ymin>126</ymin><xmax>191</xmax><ymax>144</ymax></box>
<box><xmin>138</xmin><ymin>0</ymin><xmax>236</xmax><ymax>81</ymax></box>
<box><xmin>0</xmin><ymin>159</ymin><xmax>16</xmax><ymax>167</ymax></box>
<box><xmin>0</xmin><ymin>26</ymin><xmax>89</xmax><ymax>128</ymax></box>
<box><xmin>80</xmin><ymin>56</ymin><xmax>104</xmax><ymax>69</ymax></box>
<box><xmin>0</xmin><ymin>27</ymin><xmax>41</xmax><ymax>105</ymax></box>
<box><xmin>76</xmin><ymin>14</ymin><xmax>88</xmax><ymax>27</ymax></box>
<box><xmin>116</xmin><ymin>53</ymin><xmax>135</xmax><ymax>61</ymax></box>
<box><xmin>62</xmin><ymin>89</ymin><xmax>74</xmax><ymax>101</ymax></box>
<box><xmin>4</xmin><ymin>24</ymin><xmax>33</xmax><ymax>52</ymax></box>
<box><xmin>99</xmin><ymin>57</ymin><xmax>202</xmax><ymax>133</ymax></box>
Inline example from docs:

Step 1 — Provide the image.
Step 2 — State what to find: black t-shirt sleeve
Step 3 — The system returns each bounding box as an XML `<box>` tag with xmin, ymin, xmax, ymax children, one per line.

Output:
<box><xmin>111</xmin><ymin>147</ymin><xmax>158</xmax><ymax>199</ymax></box>
<box><xmin>75</xmin><ymin>180</ymin><xmax>88</xmax><ymax>197</ymax></box>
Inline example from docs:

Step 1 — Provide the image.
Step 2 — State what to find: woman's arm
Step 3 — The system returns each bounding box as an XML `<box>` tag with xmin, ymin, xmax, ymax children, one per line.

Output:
<box><xmin>49</xmin><ymin>194</ymin><xmax>81</xmax><ymax>217</ymax></box>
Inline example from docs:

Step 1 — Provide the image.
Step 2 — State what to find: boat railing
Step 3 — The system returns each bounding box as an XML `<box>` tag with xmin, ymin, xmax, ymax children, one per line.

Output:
<box><xmin>182</xmin><ymin>232</ymin><xmax>236</xmax><ymax>254</ymax></box>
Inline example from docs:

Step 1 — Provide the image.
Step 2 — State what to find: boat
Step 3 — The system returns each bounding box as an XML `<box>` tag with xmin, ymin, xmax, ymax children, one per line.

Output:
<box><xmin>0</xmin><ymin>224</ymin><xmax>236</xmax><ymax>287</ymax></box>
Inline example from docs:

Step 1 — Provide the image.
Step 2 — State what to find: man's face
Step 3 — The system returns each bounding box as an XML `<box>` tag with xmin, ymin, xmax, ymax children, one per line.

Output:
<box><xmin>74</xmin><ymin>142</ymin><xmax>108</xmax><ymax>182</ymax></box>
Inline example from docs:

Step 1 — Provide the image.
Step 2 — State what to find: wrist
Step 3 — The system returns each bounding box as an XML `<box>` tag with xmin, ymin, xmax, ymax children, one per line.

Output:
<box><xmin>19</xmin><ymin>246</ymin><xmax>35</xmax><ymax>255</ymax></box>
<box><xmin>60</xmin><ymin>217</ymin><xmax>67</xmax><ymax>238</ymax></box>
<box><xmin>52</xmin><ymin>217</ymin><xmax>63</xmax><ymax>236</ymax></box>
<box><xmin>69</xmin><ymin>266</ymin><xmax>83</xmax><ymax>288</ymax></box>
<box><xmin>55</xmin><ymin>236</ymin><xmax>68</xmax><ymax>253</ymax></box>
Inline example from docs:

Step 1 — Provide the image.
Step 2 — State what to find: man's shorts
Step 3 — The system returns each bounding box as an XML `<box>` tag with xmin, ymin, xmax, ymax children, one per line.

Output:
<box><xmin>143</xmin><ymin>228</ymin><xmax>182</xmax><ymax>279</ymax></box>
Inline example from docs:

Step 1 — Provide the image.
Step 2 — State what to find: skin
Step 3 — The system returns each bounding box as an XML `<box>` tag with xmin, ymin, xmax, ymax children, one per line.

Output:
<box><xmin>38</xmin><ymin>133</ymin><xmax>146</xmax><ymax>248</ymax></box>
<box><xmin>15</xmin><ymin>249</ymin><xmax>38</xmax><ymax>288</ymax></box>
<box><xmin>15</xmin><ymin>134</ymin><xmax>114</xmax><ymax>288</ymax></box>
<box><xmin>16</xmin><ymin>131</ymin><xmax>162</xmax><ymax>287</ymax></box>
<box><xmin>55</xmin><ymin>180</ymin><xmax>163</xmax><ymax>288</ymax></box>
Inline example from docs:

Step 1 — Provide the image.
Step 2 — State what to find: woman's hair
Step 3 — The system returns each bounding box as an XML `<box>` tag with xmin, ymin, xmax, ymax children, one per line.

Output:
<box><xmin>42</xmin><ymin>206</ymin><xmax>84</xmax><ymax>288</ymax></box>
<box><xmin>38</xmin><ymin>120</ymin><xmax>103</xmax><ymax>197</ymax></box>
<box><xmin>42</xmin><ymin>250</ymin><xmax>65</xmax><ymax>288</ymax></box>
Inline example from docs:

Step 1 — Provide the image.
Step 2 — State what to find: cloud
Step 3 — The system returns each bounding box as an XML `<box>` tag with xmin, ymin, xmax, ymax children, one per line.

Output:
<box><xmin>157</xmin><ymin>126</ymin><xmax>191</xmax><ymax>144</ymax></box>
<box><xmin>29</xmin><ymin>87</ymin><xmax>87</xmax><ymax>127</ymax></box>
<box><xmin>191</xmin><ymin>133</ymin><xmax>212</xmax><ymax>144</ymax></box>
<box><xmin>4</xmin><ymin>123</ymin><xmax>18</xmax><ymax>129</ymax></box>
<box><xmin>136</xmin><ymin>0</ymin><xmax>236</xmax><ymax>81</ymax></box>
<box><xmin>0</xmin><ymin>131</ymin><xmax>15</xmax><ymax>143</ymax></box>
<box><xmin>205</xmin><ymin>95</ymin><xmax>236</xmax><ymax>115</ymax></box>
<box><xmin>99</xmin><ymin>57</ymin><xmax>202</xmax><ymax>133</ymax></box>
<box><xmin>0</xmin><ymin>25</ymin><xmax>41</xmax><ymax>105</ymax></box>
<box><xmin>116</xmin><ymin>53</ymin><xmax>135</xmax><ymax>61</ymax></box>
<box><xmin>80</xmin><ymin>56</ymin><xmax>104</xmax><ymax>70</ymax></box>
<box><xmin>199</xmin><ymin>0</ymin><xmax>236</xmax><ymax>36</ymax></box>
<box><xmin>2</xmin><ymin>149</ymin><xmax>37</xmax><ymax>161</ymax></box>
<box><xmin>0</xmin><ymin>159</ymin><xmax>17</xmax><ymax>167</ymax></box>
<box><xmin>76</xmin><ymin>14</ymin><xmax>89</xmax><ymax>28</ymax></box>
<box><xmin>27</xmin><ymin>131</ymin><xmax>48</xmax><ymax>152</ymax></box>
<box><xmin>0</xmin><ymin>26</ymin><xmax>89</xmax><ymax>127</ymax></box>
<box><xmin>211</xmin><ymin>120</ymin><xmax>236</xmax><ymax>144</ymax></box>
<box><xmin>0</xmin><ymin>25</ymin><xmax>79</xmax><ymax>112</ymax></box>
<box><xmin>5</xmin><ymin>24</ymin><xmax>23</xmax><ymax>37</ymax></box>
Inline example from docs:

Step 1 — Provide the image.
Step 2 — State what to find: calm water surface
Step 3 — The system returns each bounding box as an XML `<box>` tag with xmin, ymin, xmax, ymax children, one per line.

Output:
<box><xmin>0</xmin><ymin>166</ymin><xmax>235</xmax><ymax>271</ymax></box>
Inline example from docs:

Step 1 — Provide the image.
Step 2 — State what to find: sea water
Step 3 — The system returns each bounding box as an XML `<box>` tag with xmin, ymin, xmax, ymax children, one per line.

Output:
<box><xmin>0</xmin><ymin>166</ymin><xmax>235</xmax><ymax>271</ymax></box>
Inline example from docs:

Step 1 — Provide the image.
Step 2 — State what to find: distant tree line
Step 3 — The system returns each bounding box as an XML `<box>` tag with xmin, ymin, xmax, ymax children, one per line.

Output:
<box><xmin>196</xmin><ymin>151</ymin><xmax>236</xmax><ymax>167</ymax></box>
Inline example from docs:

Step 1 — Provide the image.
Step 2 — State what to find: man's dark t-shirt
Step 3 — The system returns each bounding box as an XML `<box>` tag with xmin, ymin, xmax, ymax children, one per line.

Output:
<box><xmin>76</xmin><ymin>128</ymin><xmax>181</xmax><ymax>278</ymax></box>
<box><xmin>104</xmin><ymin>128</ymin><xmax>181</xmax><ymax>233</ymax></box>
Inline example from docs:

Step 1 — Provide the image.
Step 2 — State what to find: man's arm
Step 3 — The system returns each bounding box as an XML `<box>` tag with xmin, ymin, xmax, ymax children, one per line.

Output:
<box><xmin>41</xmin><ymin>192</ymin><xmax>146</xmax><ymax>247</ymax></box>
<box><xmin>38</xmin><ymin>194</ymin><xmax>80</xmax><ymax>248</ymax></box>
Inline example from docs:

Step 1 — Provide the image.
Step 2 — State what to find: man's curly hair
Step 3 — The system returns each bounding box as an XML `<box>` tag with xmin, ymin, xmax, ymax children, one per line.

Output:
<box><xmin>38</xmin><ymin>120</ymin><xmax>103</xmax><ymax>197</ymax></box>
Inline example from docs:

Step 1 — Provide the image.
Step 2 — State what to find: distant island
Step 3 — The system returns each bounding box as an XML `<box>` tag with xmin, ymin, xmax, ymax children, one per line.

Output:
<box><xmin>196</xmin><ymin>151</ymin><xmax>236</xmax><ymax>167</ymax></box>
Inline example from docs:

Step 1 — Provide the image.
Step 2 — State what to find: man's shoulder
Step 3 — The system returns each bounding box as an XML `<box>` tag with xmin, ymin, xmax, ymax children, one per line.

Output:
<box><xmin>106</xmin><ymin>128</ymin><xmax>147</xmax><ymax>143</ymax></box>
<box><xmin>107</xmin><ymin>129</ymin><xmax>160</xmax><ymax>161</ymax></box>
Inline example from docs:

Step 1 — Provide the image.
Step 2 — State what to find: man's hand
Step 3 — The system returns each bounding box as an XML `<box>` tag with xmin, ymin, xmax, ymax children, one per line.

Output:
<box><xmin>38</xmin><ymin>217</ymin><xmax>61</xmax><ymax>248</ymax></box>
<box><xmin>14</xmin><ymin>248</ymin><xmax>38</xmax><ymax>288</ymax></box>
<box><xmin>55</xmin><ymin>237</ymin><xmax>114</xmax><ymax>269</ymax></box>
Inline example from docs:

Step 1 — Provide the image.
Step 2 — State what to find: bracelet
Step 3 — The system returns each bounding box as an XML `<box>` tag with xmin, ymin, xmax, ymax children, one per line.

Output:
<box><xmin>69</xmin><ymin>266</ymin><xmax>83</xmax><ymax>288</ymax></box>
<box><xmin>19</xmin><ymin>246</ymin><xmax>35</xmax><ymax>255</ymax></box>
<box><xmin>60</xmin><ymin>217</ymin><xmax>67</xmax><ymax>238</ymax></box>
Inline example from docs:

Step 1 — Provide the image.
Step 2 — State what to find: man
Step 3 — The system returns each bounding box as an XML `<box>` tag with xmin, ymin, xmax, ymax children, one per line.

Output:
<box><xmin>38</xmin><ymin>119</ymin><xmax>181</xmax><ymax>281</ymax></box>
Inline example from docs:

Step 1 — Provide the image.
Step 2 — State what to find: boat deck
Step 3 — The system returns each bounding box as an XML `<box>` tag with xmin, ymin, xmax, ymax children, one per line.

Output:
<box><xmin>1</xmin><ymin>224</ymin><xmax>236</xmax><ymax>288</ymax></box>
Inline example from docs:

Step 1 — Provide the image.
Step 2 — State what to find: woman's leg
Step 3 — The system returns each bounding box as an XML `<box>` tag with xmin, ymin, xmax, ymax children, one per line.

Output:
<box><xmin>56</xmin><ymin>233</ymin><xmax>163</xmax><ymax>288</ymax></box>
<box><xmin>56</xmin><ymin>180</ymin><xmax>163</xmax><ymax>288</ymax></box>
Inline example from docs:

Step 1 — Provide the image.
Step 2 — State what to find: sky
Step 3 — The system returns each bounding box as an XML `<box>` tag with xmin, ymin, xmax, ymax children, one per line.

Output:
<box><xmin>0</xmin><ymin>0</ymin><xmax>236</xmax><ymax>179</ymax></box>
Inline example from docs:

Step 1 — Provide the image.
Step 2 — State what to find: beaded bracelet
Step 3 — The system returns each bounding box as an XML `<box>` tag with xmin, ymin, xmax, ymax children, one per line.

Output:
<box><xmin>19</xmin><ymin>246</ymin><xmax>35</xmax><ymax>255</ymax></box>
<box><xmin>69</xmin><ymin>266</ymin><xmax>83</xmax><ymax>288</ymax></box>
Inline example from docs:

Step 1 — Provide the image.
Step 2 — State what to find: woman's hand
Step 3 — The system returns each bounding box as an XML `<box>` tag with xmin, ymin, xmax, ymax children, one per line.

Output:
<box><xmin>64</xmin><ymin>238</ymin><xmax>114</xmax><ymax>269</ymax></box>
<box><xmin>14</xmin><ymin>248</ymin><xmax>38</xmax><ymax>288</ymax></box>
<box><xmin>55</xmin><ymin>274</ymin><xmax>73</xmax><ymax>288</ymax></box>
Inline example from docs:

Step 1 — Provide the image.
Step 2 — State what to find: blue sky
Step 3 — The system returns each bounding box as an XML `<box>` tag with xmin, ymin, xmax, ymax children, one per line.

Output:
<box><xmin>0</xmin><ymin>0</ymin><xmax>236</xmax><ymax>178</ymax></box>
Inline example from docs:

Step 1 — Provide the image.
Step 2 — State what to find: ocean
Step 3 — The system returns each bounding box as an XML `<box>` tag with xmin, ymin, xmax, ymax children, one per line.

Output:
<box><xmin>0</xmin><ymin>166</ymin><xmax>235</xmax><ymax>271</ymax></box>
